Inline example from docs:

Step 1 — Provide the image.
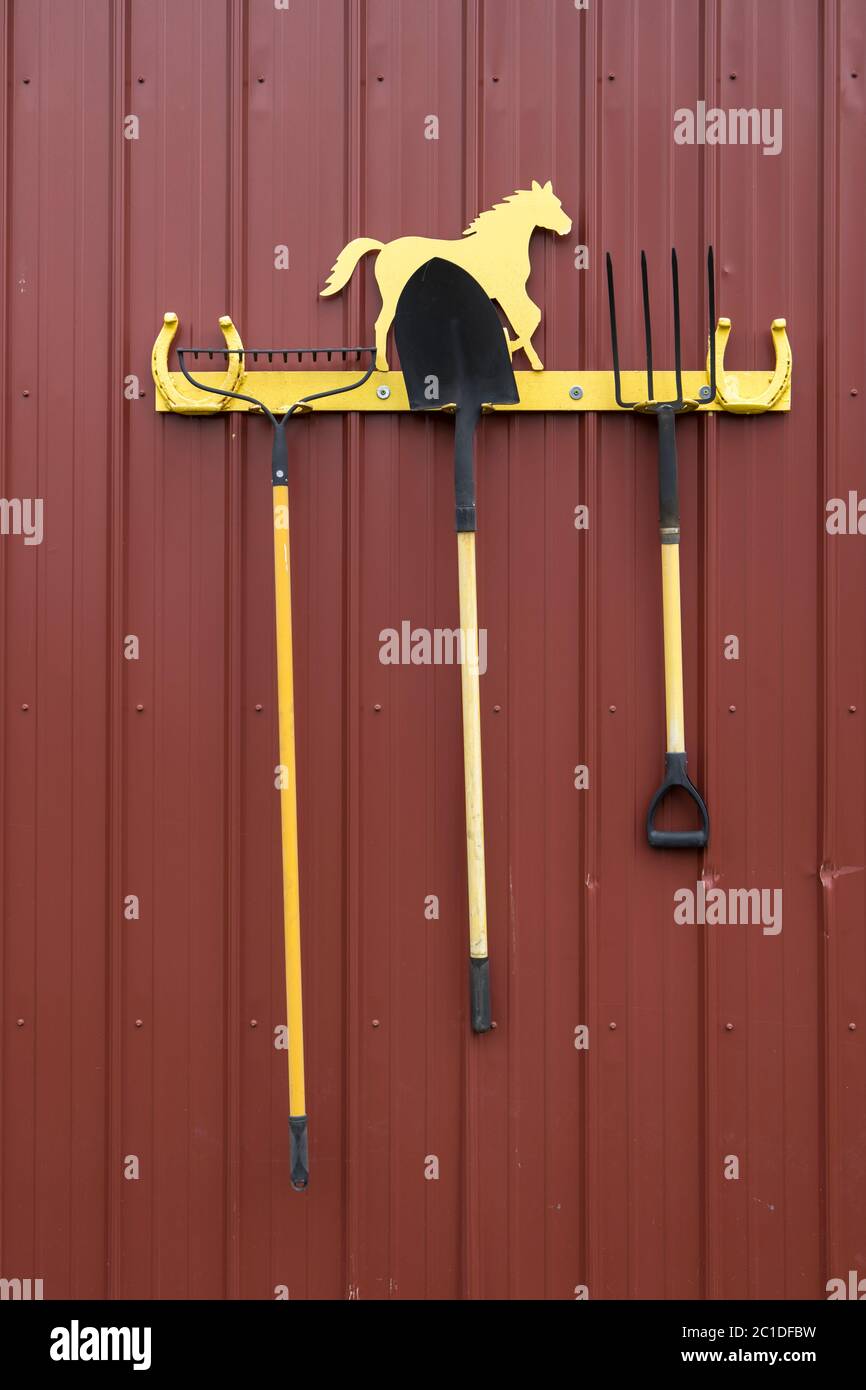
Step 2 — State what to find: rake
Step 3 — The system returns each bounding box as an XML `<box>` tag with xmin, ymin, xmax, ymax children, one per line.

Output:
<box><xmin>605</xmin><ymin>247</ymin><xmax>716</xmax><ymax>849</ymax></box>
<box><xmin>177</xmin><ymin>340</ymin><xmax>376</xmax><ymax>1188</ymax></box>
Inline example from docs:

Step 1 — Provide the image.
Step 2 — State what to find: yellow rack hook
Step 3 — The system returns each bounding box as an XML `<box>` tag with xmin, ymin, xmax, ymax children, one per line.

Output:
<box><xmin>152</xmin><ymin>312</ymin><xmax>245</xmax><ymax>413</ymax></box>
<box><xmin>709</xmin><ymin>317</ymin><xmax>792</xmax><ymax>414</ymax></box>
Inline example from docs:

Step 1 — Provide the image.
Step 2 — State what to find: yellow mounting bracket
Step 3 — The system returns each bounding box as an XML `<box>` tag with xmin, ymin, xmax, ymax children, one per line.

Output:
<box><xmin>709</xmin><ymin>317</ymin><xmax>792</xmax><ymax>414</ymax></box>
<box><xmin>152</xmin><ymin>314</ymin><xmax>791</xmax><ymax>416</ymax></box>
<box><xmin>151</xmin><ymin>312</ymin><xmax>245</xmax><ymax>413</ymax></box>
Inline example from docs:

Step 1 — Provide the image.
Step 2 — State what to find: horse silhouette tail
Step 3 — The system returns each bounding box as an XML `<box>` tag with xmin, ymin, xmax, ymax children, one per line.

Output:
<box><xmin>320</xmin><ymin>238</ymin><xmax>384</xmax><ymax>297</ymax></box>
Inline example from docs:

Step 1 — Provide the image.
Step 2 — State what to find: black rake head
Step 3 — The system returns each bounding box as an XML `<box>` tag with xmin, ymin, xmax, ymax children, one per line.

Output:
<box><xmin>176</xmin><ymin>343</ymin><xmax>377</xmax><ymax>425</ymax></box>
<box><xmin>605</xmin><ymin>247</ymin><xmax>717</xmax><ymax>412</ymax></box>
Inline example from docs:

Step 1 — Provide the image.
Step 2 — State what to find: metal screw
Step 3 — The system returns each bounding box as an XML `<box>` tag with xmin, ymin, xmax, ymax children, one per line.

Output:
<box><xmin>569</xmin><ymin>385</ymin><xmax>584</xmax><ymax>400</ymax></box>
<box><xmin>22</xmin><ymin>389</ymin><xmax>30</xmax><ymax>398</ymax></box>
<box><xmin>725</xmin><ymin>1022</ymin><xmax>734</xmax><ymax>1031</ymax></box>
<box><xmin>372</xmin><ymin>1019</ymin><xmax>380</xmax><ymax>1028</ymax></box>
<box><xmin>849</xmin><ymin>705</ymin><xmax>857</xmax><ymax>714</ymax></box>
<box><xmin>135</xmin><ymin>1019</ymin><xmax>143</xmax><ymax>1028</ymax></box>
<box><xmin>137</xmin><ymin>76</ymin><xmax>145</xmax><ymax>84</ymax></box>
<box><xmin>376</xmin><ymin>384</ymin><xmax>391</xmax><ymax>400</ymax></box>
<box><xmin>21</xmin><ymin>703</ymin><xmax>28</xmax><ymax>712</ymax></box>
<box><xmin>609</xmin><ymin>1021</ymin><xmax>617</xmax><ymax>1030</ymax></box>
<box><xmin>16</xmin><ymin>1018</ymin><xmax>24</xmax><ymax>1027</ymax></box>
<box><xmin>493</xmin><ymin>704</ymin><xmax>502</xmax><ymax>713</ymax></box>
<box><xmin>255</xmin><ymin>704</ymin><xmax>263</xmax><ymax>713</ymax></box>
<box><xmin>699</xmin><ymin>385</ymin><xmax>713</xmax><ymax>401</ymax></box>
<box><xmin>275</xmin><ymin>470</ymin><xmax>285</xmax><ymax>479</ymax></box>
<box><xmin>851</xmin><ymin>388</ymin><xmax>859</xmax><ymax>397</ymax></box>
<box><xmin>373</xmin><ymin>703</ymin><xmax>382</xmax><ymax>713</ymax></box>
<box><xmin>609</xmin><ymin>705</ymin><xmax>617</xmax><ymax>714</ymax></box>
<box><xmin>729</xmin><ymin>705</ymin><xmax>737</xmax><ymax>713</ymax></box>
<box><xmin>136</xmin><ymin>704</ymin><xmax>144</xmax><ymax>712</ymax></box>
<box><xmin>250</xmin><ymin>1019</ymin><xmax>258</xmax><ymax>1028</ymax></box>
<box><xmin>848</xmin><ymin>1022</ymin><xmax>857</xmax><ymax>1031</ymax></box>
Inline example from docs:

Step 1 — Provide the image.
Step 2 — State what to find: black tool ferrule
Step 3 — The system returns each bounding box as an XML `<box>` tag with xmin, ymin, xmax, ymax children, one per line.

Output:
<box><xmin>455</xmin><ymin>405</ymin><xmax>481</xmax><ymax>533</ymax></box>
<box><xmin>272</xmin><ymin>422</ymin><xmax>289</xmax><ymax>488</ymax></box>
<box><xmin>657</xmin><ymin>407</ymin><xmax>680</xmax><ymax>540</ymax></box>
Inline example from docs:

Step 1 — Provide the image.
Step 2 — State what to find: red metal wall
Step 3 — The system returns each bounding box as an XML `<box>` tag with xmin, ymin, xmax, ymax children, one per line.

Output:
<box><xmin>0</xmin><ymin>0</ymin><xmax>864</xmax><ymax>1300</ymax></box>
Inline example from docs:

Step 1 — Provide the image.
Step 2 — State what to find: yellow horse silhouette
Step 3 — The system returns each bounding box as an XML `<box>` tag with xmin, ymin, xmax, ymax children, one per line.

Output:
<box><xmin>320</xmin><ymin>180</ymin><xmax>572</xmax><ymax>372</ymax></box>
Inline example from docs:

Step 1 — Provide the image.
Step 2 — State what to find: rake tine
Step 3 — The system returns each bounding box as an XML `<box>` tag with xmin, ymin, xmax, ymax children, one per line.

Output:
<box><xmin>671</xmin><ymin>248</ymin><xmax>683</xmax><ymax>408</ymax></box>
<box><xmin>641</xmin><ymin>251</ymin><xmax>654</xmax><ymax>402</ymax></box>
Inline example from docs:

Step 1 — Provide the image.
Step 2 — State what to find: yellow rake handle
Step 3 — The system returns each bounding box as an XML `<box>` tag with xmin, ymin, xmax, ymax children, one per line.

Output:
<box><xmin>273</xmin><ymin>484</ymin><xmax>309</xmax><ymax>1188</ymax></box>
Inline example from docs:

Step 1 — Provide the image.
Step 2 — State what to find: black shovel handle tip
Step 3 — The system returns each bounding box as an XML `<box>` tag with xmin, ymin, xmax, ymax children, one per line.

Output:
<box><xmin>289</xmin><ymin>1116</ymin><xmax>309</xmax><ymax>1191</ymax></box>
<box><xmin>647</xmin><ymin>752</ymin><xmax>710</xmax><ymax>850</ymax></box>
<box><xmin>470</xmin><ymin>957</ymin><xmax>492</xmax><ymax>1033</ymax></box>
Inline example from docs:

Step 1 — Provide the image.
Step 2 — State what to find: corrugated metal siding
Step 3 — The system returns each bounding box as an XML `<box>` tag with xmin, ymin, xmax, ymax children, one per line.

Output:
<box><xmin>0</xmin><ymin>0</ymin><xmax>863</xmax><ymax>1300</ymax></box>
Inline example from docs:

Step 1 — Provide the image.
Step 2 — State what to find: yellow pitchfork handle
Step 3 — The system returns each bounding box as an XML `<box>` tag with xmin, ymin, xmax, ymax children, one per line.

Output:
<box><xmin>646</xmin><ymin>407</ymin><xmax>709</xmax><ymax>850</ymax></box>
<box><xmin>273</xmin><ymin>482</ymin><xmax>309</xmax><ymax>1190</ymax></box>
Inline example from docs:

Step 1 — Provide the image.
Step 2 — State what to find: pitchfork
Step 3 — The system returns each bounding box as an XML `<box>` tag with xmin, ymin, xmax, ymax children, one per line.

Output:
<box><xmin>605</xmin><ymin>247</ymin><xmax>717</xmax><ymax>849</ymax></box>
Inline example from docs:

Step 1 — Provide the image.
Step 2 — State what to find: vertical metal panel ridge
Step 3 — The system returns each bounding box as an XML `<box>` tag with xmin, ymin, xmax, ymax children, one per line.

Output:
<box><xmin>343</xmin><ymin>0</ymin><xmax>366</xmax><ymax>1300</ymax></box>
<box><xmin>105</xmin><ymin>0</ymin><xmax>129</xmax><ymax>1302</ymax></box>
<box><xmin>0</xmin><ymin>0</ymin><xmax>9</xmax><ymax>1282</ymax></box>
<box><xmin>817</xmin><ymin>0</ymin><xmax>839</xmax><ymax>1290</ymax></box>
<box><xmin>699</xmin><ymin>0</ymin><xmax>721</xmax><ymax>1303</ymax></box>
<box><xmin>223</xmin><ymin>0</ymin><xmax>246</xmax><ymax>1302</ymax></box>
<box><xmin>580</xmin><ymin>0</ymin><xmax>601</xmax><ymax>1303</ymax></box>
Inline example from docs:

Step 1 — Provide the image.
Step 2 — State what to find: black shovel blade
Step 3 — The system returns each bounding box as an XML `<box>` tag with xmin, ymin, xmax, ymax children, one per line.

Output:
<box><xmin>394</xmin><ymin>258</ymin><xmax>520</xmax><ymax>413</ymax></box>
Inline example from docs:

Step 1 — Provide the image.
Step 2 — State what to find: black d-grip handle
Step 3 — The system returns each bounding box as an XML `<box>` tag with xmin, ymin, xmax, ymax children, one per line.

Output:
<box><xmin>646</xmin><ymin>752</ymin><xmax>709</xmax><ymax>849</ymax></box>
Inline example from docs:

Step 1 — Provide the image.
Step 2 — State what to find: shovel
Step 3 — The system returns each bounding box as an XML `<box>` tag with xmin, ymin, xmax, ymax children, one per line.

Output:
<box><xmin>395</xmin><ymin>258</ymin><xmax>519</xmax><ymax>1032</ymax></box>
